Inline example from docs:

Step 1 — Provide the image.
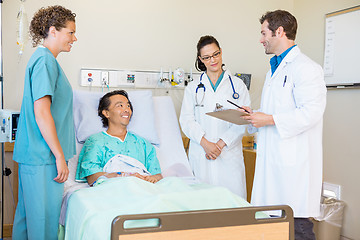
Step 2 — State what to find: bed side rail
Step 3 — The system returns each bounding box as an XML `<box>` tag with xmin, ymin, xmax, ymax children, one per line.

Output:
<box><xmin>111</xmin><ymin>205</ymin><xmax>294</xmax><ymax>240</ymax></box>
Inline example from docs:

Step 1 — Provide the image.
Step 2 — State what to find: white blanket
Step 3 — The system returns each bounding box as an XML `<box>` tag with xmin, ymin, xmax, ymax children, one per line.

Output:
<box><xmin>61</xmin><ymin>177</ymin><xmax>260</xmax><ymax>240</ymax></box>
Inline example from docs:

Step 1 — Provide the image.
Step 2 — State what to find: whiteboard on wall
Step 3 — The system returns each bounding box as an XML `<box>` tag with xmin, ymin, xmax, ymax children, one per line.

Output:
<box><xmin>323</xmin><ymin>6</ymin><xmax>360</xmax><ymax>87</ymax></box>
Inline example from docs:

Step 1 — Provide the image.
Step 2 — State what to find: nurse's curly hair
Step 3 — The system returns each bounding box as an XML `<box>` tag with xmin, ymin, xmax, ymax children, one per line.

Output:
<box><xmin>98</xmin><ymin>90</ymin><xmax>134</xmax><ymax>128</ymax></box>
<box><xmin>29</xmin><ymin>5</ymin><xmax>76</xmax><ymax>47</ymax></box>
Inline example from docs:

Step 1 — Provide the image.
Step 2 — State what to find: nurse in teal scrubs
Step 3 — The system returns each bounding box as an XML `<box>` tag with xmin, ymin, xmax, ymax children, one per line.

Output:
<box><xmin>12</xmin><ymin>6</ymin><xmax>77</xmax><ymax>240</ymax></box>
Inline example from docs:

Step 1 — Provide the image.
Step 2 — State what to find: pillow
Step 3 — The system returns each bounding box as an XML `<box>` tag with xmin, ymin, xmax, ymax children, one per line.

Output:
<box><xmin>73</xmin><ymin>90</ymin><xmax>160</xmax><ymax>145</ymax></box>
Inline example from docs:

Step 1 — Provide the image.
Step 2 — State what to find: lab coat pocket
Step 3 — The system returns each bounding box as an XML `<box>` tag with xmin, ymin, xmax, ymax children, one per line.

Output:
<box><xmin>277</xmin><ymin>137</ymin><xmax>297</xmax><ymax>166</ymax></box>
<box><xmin>275</xmin><ymin>75</ymin><xmax>295</xmax><ymax>110</ymax></box>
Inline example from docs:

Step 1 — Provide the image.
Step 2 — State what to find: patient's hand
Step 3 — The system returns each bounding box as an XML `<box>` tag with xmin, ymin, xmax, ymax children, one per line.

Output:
<box><xmin>87</xmin><ymin>172</ymin><xmax>122</xmax><ymax>186</ymax></box>
<box><xmin>129</xmin><ymin>172</ymin><xmax>146</xmax><ymax>180</ymax></box>
<box><xmin>144</xmin><ymin>174</ymin><xmax>163</xmax><ymax>183</ymax></box>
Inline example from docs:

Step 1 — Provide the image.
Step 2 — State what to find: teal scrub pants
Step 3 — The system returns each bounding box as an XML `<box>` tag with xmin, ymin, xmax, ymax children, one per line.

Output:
<box><xmin>12</xmin><ymin>164</ymin><xmax>64</xmax><ymax>240</ymax></box>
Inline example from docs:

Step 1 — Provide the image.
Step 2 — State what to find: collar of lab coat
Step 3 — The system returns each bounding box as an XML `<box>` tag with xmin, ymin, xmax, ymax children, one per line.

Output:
<box><xmin>270</xmin><ymin>45</ymin><xmax>300</xmax><ymax>79</ymax></box>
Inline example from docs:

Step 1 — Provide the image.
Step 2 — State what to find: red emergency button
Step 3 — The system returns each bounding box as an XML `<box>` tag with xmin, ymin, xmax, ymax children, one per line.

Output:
<box><xmin>88</xmin><ymin>73</ymin><xmax>92</xmax><ymax>77</ymax></box>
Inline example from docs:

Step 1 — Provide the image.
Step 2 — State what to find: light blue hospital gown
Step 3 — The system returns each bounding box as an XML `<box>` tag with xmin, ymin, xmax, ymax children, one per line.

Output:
<box><xmin>76</xmin><ymin>131</ymin><xmax>161</xmax><ymax>182</ymax></box>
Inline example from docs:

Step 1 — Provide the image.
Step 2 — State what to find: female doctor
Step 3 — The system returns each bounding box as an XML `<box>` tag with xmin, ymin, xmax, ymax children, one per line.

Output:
<box><xmin>179</xmin><ymin>35</ymin><xmax>250</xmax><ymax>198</ymax></box>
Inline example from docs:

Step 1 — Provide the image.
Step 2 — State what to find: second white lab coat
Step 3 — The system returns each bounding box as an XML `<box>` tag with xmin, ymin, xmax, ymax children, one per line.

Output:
<box><xmin>180</xmin><ymin>70</ymin><xmax>251</xmax><ymax>198</ymax></box>
<box><xmin>250</xmin><ymin>46</ymin><xmax>327</xmax><ymax>217</ymax></box>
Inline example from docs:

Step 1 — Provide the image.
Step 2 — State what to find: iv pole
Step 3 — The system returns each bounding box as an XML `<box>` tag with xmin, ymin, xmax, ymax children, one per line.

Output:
<box><xmin>0</xmin><ymin>0</ymin><xmax>4</xmax><ymax>238</ymax></box>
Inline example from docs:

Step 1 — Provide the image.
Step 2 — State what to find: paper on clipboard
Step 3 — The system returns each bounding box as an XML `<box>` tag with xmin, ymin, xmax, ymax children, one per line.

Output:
<box><xmin>206</xmin><ymin>109</ymin><xmax>250</xmax><ymax>125</ymax></box>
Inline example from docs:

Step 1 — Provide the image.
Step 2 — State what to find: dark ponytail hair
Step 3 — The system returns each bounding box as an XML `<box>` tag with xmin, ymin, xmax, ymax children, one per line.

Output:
<box><xmin>195</xmin><ymin>35</ymin><xmax>222</xmax><ymax>71</ymax></box>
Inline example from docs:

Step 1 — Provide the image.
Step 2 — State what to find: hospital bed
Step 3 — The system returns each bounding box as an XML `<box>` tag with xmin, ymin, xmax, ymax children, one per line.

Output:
<box><xmin>60</xmin><ymin>90</ymin><xmax>294</xmax><ymax>240</ymax></box>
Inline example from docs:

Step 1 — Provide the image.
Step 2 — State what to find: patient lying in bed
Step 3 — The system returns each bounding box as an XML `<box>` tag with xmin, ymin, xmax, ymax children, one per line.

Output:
<box><xmin>75</xmin><ymin>90</ymin><xmax>163</xmax><ymax>186</ymax></box>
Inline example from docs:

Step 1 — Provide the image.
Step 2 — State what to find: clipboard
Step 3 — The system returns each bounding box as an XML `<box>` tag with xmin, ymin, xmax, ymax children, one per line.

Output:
<box><xmin>206</xmin><ymin>109</ymin><xmax>250</xmax><ymax>125</ymax></box>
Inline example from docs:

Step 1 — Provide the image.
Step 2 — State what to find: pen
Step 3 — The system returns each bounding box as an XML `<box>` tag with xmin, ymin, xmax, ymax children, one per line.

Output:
<box><xmin>227</xmin><ymin>100</ymin><xmax>250</xmax><ymax>113</ymax></box>
<box><xmin>283</xmin><ymin>75</ymin><xmax>287</xmax><ymax>87</ymax></box>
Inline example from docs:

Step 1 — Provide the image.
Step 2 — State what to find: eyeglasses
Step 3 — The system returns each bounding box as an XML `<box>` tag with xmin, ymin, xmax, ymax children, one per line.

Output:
<box><xmin>200</xmin><ymin>50</ymin><xmax>221</xmax><ymax>61</ymax></box>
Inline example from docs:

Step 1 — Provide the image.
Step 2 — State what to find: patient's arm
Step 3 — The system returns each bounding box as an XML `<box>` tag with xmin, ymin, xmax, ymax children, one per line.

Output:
<box><xmin>125</xmin><ymin>173</ymin><xmax>146</xmax><ymax>180</ymax></box>
<box><xmin>87</xmin><ymin>172</ymin><xmax>148</xmax><ymax>186</ymax></box>
<box><xmin>87</xmin><ymin>172</ymin><xmax>120</xmax><ymax>186</ymax></box>
<box><xmin>144</xmin><ymin>174</ymin><xmax>163</xmax><ymax>183</ymax></box>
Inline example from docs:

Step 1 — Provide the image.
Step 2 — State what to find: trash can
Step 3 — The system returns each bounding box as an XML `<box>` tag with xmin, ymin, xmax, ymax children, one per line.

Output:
<box><xmin>313</xmin><ymin>198</ymin><xmax>346</xmax><ymax>240</ymax></box>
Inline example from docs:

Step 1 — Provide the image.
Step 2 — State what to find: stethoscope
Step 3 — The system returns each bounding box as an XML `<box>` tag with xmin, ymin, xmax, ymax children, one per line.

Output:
<box><xmin>195</xmin><ymin>72</ymin><xmax>239</xmax><ymax>107</ymax></box>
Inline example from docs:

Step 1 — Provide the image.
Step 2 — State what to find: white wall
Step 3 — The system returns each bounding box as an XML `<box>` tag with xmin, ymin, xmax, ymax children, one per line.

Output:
<box><xmin>3</xmin><ymin>0</ymin><xmax>292</xmax><ymax>114</ymax></box>
<box><xmin>294</xmin><ymin>1</ymin><xmax>360</xmax><ymax>239</ymax></box>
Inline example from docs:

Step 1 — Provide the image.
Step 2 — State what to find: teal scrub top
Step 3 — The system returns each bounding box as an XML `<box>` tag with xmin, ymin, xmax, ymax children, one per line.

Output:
<box><xmin>13</xmin><ymin>46</ymin><xmax>76</xmax><ymax>165</ymax></box>
<box><xmin>207</xmin><ymin>71</ymin><xmax>225</xmax><ymax>91</ymax></box>
<box><xmin>75</xmin><ymin>131</ymin><xmax>162</xmax><ymax>182</ymax></box>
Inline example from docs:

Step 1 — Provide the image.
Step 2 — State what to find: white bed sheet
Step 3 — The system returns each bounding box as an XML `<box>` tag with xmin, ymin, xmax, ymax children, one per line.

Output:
<box><xmin>152</xmin><ymin>96</ymin><xmax>193</xmax><ymax>177</ymax></box>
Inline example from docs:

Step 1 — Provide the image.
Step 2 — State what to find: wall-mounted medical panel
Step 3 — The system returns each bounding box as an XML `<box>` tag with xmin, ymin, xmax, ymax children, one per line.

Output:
<box><xmin>80</xmin><ymin>68</ymin><xmax>192</xmax><ymax>89</ymax></box>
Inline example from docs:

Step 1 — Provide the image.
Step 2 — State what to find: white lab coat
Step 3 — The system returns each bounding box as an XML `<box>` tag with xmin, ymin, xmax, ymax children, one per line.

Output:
<box><xmin>250</xmin><ymin>46</ymin><xmax>327</xmax><ymax>217</ymax></box>
<box><xmin>180</xmin><ymin>70</ymin><xmax>251</xmax><ymax>198</ymax></box>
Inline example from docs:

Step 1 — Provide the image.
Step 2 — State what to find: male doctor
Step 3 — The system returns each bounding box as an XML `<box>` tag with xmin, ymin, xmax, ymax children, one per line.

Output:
<box><xmin>241</xmin><ymin>10</ymin><xmax>327</xmax><ymax>240</ymax></box>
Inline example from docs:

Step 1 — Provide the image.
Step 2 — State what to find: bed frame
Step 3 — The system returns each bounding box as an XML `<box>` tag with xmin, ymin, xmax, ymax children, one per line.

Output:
<box><xmin>111</xmin><ymin>205</ymin><xmax>294</xmax><ymax>240</ymax></box>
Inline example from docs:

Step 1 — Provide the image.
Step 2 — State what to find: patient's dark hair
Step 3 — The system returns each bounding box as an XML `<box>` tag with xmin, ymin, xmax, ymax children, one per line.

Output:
<box><xmin>98</xmin><ymin>90</ymin><xmax>133</xmax><ymax>128</ymax></box>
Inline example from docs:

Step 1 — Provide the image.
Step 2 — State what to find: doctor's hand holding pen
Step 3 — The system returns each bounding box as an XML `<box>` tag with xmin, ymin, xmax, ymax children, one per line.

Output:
<box><xmin>200</xmin><ymin>137</ymin><xmax>226</xmax><ymax>160</ymax></box>
<box><xmin>239</xmin><ymin>106</ymin><xmax>275</xmax><ymax>128</ymax></box>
